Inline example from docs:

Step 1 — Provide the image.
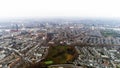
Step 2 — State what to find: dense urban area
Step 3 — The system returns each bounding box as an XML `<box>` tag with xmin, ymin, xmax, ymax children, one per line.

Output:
<box><xmin>0</xmin><ymin>18</ymin><xmax>120</xmax><ymax>68</ymax></box>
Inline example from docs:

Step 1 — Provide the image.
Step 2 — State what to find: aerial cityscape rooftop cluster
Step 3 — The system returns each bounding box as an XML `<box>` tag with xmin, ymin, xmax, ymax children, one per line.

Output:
<box><xmin>0</xmin><ymin>18</ymin><xmax>120</xmax><ymax>68</ymax></box>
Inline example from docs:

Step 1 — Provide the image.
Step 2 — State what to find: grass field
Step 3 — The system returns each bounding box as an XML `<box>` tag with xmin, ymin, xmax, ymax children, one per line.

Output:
<box><xmin>44</xmin><ymin>45</ymin><xmax>78</xmax><ymax>65</ymax></box>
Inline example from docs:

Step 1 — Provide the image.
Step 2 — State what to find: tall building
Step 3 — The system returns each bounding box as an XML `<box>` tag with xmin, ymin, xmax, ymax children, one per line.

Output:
<box><xmin>15</xmin><ymin>24</ymin><xmax>18</xmax><ymax>31</ymax></box>
<box><xmin>11</xmin><ymin>24</ymin><xmax>19</xmax><ymax>32</ymax></box>
<box><xmin>91</xmin><ymin>24</ymin><xmax>95</xmax><ymax>30</ymax></box>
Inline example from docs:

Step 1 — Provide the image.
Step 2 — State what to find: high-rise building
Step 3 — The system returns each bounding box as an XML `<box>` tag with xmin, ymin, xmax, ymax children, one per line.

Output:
<box><xmin>91</xmin><ymin>24</ymin><xmax>95</xmax><ymax>30</ymax></box>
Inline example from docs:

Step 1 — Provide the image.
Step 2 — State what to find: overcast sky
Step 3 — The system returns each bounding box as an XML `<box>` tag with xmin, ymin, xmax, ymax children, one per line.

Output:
<box><xmin>0</xmin><ymin>0</ymin><xmax>120</xmax><ymax>19</ymax></box>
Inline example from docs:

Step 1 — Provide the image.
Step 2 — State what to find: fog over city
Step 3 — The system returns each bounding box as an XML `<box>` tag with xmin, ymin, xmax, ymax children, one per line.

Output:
<box><xmin>0</xmin><ymin>0</ymin><xmax>120</xmax><ymax>68</ymax></box>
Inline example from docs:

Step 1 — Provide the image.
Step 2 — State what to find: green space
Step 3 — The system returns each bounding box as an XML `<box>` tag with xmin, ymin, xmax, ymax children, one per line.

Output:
<box><xmin>44</xmin><ymin>61</ymin><xmax>53</xmax><ymax>65</ymax></box>
<box><xmin>37</xmin><ymin>45</ymin><xmax>78</xmax><ymax>68</ymax></box>
<box><xmin>44</xmin><ymin>45</ymin><xmax>78</xmax><ymax>64</ymax></box>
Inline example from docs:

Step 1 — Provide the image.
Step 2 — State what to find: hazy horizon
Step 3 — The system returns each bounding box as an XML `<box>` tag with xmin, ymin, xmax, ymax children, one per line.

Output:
<box><xmin>0</xmin><ymin>0</ymin><xmax>120</xmax><ymax>18</ymax></box>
